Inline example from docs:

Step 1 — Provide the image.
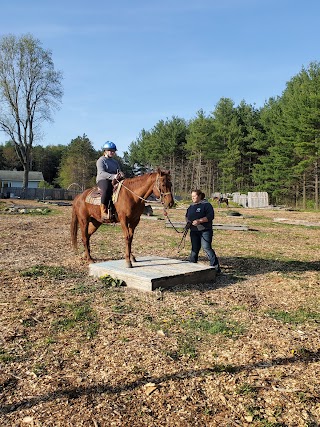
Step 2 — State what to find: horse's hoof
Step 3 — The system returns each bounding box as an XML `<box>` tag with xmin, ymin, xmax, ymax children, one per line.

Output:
<box><xmin>126</xmin><ymin>262</ymin><xmax>133</xmax><ymax>268</ymax></box>
<box><xmin>130</xmin><ymin>256</ymin><xmax>137</xmax><ymax>263</ymax></box>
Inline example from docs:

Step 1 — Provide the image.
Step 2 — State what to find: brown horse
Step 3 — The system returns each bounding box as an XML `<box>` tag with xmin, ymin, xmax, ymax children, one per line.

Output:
<box><xmin>71</xmin><ymin>168</ymin><xmax>174</xmax><ymax>267</ymax></box>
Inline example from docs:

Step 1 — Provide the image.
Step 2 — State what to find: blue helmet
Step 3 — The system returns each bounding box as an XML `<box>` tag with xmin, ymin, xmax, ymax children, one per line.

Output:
<box><xmin>103</xmin><ymin>141</ymin><xmax>117</xmax><ymax>151</ymax></box>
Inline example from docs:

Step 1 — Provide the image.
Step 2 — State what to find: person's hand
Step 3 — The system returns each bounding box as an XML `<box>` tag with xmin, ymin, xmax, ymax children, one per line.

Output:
<box><xmin>115</xmin><ymin>171</ymin><xmax>125</xmax><ymax>181</ymax></box>
<box><xmin>192</xmin><ymin>219</ymin><xmax>204</xmax><ymax>226</ymax></box>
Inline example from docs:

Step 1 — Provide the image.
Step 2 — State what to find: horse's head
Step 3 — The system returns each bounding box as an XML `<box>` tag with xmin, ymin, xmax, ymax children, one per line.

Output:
<box><xmin>153</xmin><ymin>168</ymin><xmax>174</xmax><ymax>208</ymax></box>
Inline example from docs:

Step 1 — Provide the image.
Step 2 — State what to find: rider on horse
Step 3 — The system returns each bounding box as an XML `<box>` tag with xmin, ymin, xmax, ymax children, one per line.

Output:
<box><xmin>96</xmin><ymin>141</ymin><xmax>124</xmax><ymax>222</ymax></box>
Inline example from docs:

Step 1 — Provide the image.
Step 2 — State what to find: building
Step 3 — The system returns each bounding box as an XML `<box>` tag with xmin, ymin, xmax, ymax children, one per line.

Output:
<box><xmin>0</xmin><ymin>170</ymin><xmax>44</xmax><ymax>191</ymax></box>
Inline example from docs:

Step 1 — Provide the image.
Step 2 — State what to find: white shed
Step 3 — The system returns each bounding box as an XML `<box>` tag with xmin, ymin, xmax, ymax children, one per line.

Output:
<box><xmin>0</xmin><ymin>170</ymin><xmax>44</xmax><ymax>190</ymax></box>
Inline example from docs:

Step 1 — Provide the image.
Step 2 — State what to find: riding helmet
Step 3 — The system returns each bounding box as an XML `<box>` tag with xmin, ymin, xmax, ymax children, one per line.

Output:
<box><xmin>103</xmin><ymin>141</ymin><xmax>117</xmax><ymax>151</ymax></box>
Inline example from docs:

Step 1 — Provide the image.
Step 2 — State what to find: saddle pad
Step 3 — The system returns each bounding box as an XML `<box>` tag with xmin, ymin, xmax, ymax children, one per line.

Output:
<box><xmin>85</xmin><ymin>187</ymin><xmax>101</xmax><ymax>205</ymax></box>
<box><xmin>84</xmin><ymin>182</ymin><xmax>123</xmax><ymax>205</ymax></box>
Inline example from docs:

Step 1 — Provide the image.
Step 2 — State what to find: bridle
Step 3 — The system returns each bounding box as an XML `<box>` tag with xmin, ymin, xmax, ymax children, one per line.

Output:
<box><xmin>153</xmin><ymin>174</ymin><xmax>172</xmax><ymax>204</ymax></box>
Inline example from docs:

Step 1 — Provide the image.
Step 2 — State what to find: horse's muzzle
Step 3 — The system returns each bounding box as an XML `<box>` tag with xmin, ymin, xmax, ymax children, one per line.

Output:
<box><xmin>164</xmin><ymin>198</ymin><xmax>174</xmax><ymax>209</ymax></box>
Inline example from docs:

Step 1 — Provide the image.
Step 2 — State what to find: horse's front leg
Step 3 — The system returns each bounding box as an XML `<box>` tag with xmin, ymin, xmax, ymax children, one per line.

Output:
<box><xmin>120</xmin><ymin>221</ymin><xmax>135</xmax><ymax>268</ymax></box>
<box><xmin>128</xmin><ymin>227</ymin><xmax>138</xmax><ymax>264</ymax></box>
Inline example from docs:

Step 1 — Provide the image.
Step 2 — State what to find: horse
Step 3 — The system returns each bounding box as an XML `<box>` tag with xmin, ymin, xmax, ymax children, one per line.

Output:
<box><xmin>213</xmin><ymin>196</ymin><xmax>229</xmax><ymax>207</ymax></box>
<box><xmin>71</xmin><ymin>168</ymin><xmax>174</xmax><ymax>267</ymax></box>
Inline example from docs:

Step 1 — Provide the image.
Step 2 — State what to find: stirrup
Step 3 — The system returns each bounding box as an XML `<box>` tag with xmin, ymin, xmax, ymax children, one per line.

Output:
<box><xmin>107</xmin><ymin>209</ymin><xmax>117</xmax><ymax>222</ymax></box>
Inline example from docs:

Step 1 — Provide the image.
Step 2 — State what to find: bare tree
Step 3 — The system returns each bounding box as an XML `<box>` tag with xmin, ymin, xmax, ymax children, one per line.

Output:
<box><xmin>0</xmin><ymin>34</ymin><xmax>63</xmax><ymax>188</ymax></box>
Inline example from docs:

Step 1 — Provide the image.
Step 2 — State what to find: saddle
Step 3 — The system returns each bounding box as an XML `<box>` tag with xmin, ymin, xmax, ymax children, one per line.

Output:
<box><xmin>85</xmin><ymin>181</ymin><xmax>123</xmax><ymax>205</ymax></box>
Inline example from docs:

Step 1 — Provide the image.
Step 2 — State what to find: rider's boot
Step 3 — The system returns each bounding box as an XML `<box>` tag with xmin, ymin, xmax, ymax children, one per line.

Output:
<box><xmin>100</xmin><ymin>203</ymin><xmax>109</xmax><ymax>222</ymax></box>
<box><xmin>107</xmin><ymin>201</ymin><xmax>118</xmax><ymax>222</ymax></box>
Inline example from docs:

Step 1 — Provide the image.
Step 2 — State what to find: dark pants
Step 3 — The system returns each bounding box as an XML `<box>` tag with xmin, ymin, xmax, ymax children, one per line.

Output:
<box><xmin>97</xmin><ymin>179</ymin><xmax>113</xmax><ymax>206</ymax></box>
<box><xmin>189</xmin><ymin>229</ymin><xmax>220</xmax><ymax>269</ymax></box>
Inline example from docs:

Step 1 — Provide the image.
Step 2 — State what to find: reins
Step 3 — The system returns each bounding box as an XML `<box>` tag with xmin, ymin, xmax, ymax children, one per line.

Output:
<box><xmin>115</xmin><ymin>173</ymin><xmax>171</xmax><ymax>203</ymax></box>
<box><xmin>116</xmin><ymin>180</ymin><xmax>149</xmax><ymax>202</ymax></box>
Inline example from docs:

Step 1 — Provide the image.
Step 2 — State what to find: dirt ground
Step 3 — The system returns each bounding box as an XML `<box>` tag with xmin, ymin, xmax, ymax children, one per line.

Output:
<box><xmin>0</xmin><ymin>199</ymin><xmax>319</xmax><ymax>427</ymax></box>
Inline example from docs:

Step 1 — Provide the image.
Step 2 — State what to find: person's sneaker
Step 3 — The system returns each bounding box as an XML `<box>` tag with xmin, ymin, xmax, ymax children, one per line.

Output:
<box><xmin>213</xmin><ymin>265</ymin><xmax>221</xmax><ymax>274</ymax></box>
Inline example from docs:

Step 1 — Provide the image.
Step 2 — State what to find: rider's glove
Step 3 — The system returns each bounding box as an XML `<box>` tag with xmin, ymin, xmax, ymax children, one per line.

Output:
<box><xmin>115</xmin><ymin>171</ymin><xmax>125</xmax><ymax>181</ymax></box>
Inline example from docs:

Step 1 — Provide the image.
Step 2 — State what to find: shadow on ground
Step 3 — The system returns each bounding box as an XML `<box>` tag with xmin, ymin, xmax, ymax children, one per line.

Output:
<box><xmin>171</xmin><ymin>256</ymin><xmax>320</xmax><ymax>292</ymax></box>
<box><xmin>1</xmin><ymin>350</ymin><xmax>319</xmax><ymax>415</ymax></box>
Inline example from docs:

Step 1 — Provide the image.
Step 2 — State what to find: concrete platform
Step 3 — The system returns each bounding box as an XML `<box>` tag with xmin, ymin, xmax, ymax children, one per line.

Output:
<box><xmin>89</xmin><ymin>256</ymin><xmax>216</xmax><ymax>292</ymax></box>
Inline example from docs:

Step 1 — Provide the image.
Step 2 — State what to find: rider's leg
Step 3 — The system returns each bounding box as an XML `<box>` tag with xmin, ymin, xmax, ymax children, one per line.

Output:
<box><xmin>97</xmin><ymin>179</ymin><xmax>113</xmax><ymax>221</ymax></box>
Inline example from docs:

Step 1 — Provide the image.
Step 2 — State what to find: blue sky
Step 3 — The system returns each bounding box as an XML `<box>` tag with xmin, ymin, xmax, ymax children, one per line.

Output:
<box><xmin>1</xmin><ymin>0</ymin><xmax>320</xmax><ymax>156</ymax></box>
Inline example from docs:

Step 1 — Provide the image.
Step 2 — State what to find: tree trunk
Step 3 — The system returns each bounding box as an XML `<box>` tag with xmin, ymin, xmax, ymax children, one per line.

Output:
<box><xmin>23</xmin><ymin>165</ymin><xmax>29</xmax><ymax>189</ymax></box>
<box><xmin>302</xmin><ymin>172</ymin><xmax>306</xmax><ymax>209</ymax></box>
<box><xmin>315</xmin><ymin>160</ymin><xmax>319</xmax><ymax>209</ymax></box>
<box><xmin>196</xmin><ymin>151</ymin><xmax>201</xmax><ymax>188</ymax></box>
<box><xmin>171</xmin><ymin>154</ymin><xmax>175</xmax><ymax>196</ymax></box>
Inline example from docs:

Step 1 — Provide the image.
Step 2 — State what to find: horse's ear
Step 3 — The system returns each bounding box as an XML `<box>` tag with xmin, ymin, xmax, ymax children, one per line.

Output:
<box><xmin>157</xmin><ymin>167</ymin><xmax>162</xmax><ymax>174</ymax></box>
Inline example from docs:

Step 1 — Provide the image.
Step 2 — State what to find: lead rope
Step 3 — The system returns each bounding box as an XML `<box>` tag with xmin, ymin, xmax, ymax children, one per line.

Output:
<box><xmin>163</xmin><ymin>208</ymin><xmax>191</xmax><ymax>253</ymax></box>
<box><xmin>177</xmin><ymin>222</ymin><xmax>191</xmax><ymax>253</ymax></box>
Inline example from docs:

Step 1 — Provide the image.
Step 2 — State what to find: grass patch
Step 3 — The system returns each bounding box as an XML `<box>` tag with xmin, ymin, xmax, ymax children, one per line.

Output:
<box><xmin>44</xmin><ymin>336</ymin><xmax>56</xmax><ymax>346</ymax></box>
<box><xmin>28</xmin><ymin>208</ymin><xmax>52</xmax><ymax>215</ymax></box>
<box><xmin>98</xmin><ymin>224</ymin><xmax>123</xmax><ymax>234</ymax></box>
<box><xmin>177</xmin><ymin>334</ymin><xmax>198</xmax><ymax>359</ymax></box>
<box><xmin>52</xmin><ymin>302</ymin><xmax>99</xmax><ymax>339</ymax></box>
<box><xmin>183</xmin><ymin>316</ymin><xmax>245</xmax><ymax>339</ymax></box>
<box><xmin>32</xmin><ymin>363</ymin><xmax>47</xmax><ymax>377</ymax></box>
<box><xmin>20</xmin><ymin>265</ymin><xmax>70</xmax><ymax>280</ymax></box>
<box><xmin>266</xmin><ymin>308</ymin><xmax>320</xmax><ymax>324</ymax></box>
<box><xmin>0</xmin><ymin>347</ymin><xmax>15</xmax><ymax>363</ymax></box>
<box><xmin>70</xmin><ymin>283</ymin><xmax>98</xmax><ymax>294</ymax></box>
<box><xmin>21</xmin><ymin>317</ymin><xmax>37</xmax><ymax>327</ymax></box>
<box><xmin>111</xmin><ymin>303</ymin><xmax>134</xmax><ymax>314</ymax></box>
<box><xmin>236</xmin><ymin>383</ymin><xmax>258</xmax><ymax>396</ymax></box>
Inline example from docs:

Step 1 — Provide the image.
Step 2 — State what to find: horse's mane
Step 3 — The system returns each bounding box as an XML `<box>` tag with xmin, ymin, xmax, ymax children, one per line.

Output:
<box><xmin>124</xmin><ymin>172</ymin><xmax>154</xmax><ymax>184</ymax></box>
<box><xmin>122</xmin><ymin>170</ymin><xmax>170</xmax><ymax>190</ymax></box>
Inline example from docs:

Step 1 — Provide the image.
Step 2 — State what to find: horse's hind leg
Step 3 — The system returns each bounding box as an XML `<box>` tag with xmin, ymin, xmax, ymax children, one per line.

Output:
<box><xmin>79</xmin><ymin>217</ymin><xmax>100</xmax><ymax>263</ymax></box>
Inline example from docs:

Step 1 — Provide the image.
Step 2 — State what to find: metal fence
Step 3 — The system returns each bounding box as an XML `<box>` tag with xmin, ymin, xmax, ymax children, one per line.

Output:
<box><xmin>0</xmin><ymin>187</ymin><xmax>82</xmax><ymax>201</ymax></box>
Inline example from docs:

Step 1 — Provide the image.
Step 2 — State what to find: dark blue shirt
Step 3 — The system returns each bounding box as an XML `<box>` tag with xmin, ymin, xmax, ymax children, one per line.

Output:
<box><xmin>186</xmin><ymin>199</ymin><xmax>214</xmax><ymax>231</ymax></box>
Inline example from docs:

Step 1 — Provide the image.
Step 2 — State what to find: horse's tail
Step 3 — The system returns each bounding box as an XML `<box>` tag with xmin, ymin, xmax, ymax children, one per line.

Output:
<box><xmin>70</xmin><ymin>201</ymin><xmax>79</xmax><ymax>251</ymax></box>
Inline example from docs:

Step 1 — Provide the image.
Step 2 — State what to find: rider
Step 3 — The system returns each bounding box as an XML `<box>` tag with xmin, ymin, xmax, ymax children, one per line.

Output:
<box><xmin>96</xmin><ymin>141</ymin><xmax>124</xmax><ymax>222</ymax></box>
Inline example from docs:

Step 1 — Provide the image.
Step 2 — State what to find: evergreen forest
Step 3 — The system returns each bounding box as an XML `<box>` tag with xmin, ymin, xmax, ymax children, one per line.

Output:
<box><xmin>1</xmin><ymin>62</ymin><xmax>320</xmax><ymax>209</ymax></box>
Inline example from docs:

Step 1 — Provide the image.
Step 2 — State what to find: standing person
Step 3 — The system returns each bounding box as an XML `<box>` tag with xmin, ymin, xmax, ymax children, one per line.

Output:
<box><xmin>186</xmin><ymin>189</ymin><xmax>221</xmax><ymax>273</ymax></box>
<box><xmin>96</xmin><ymin>141</ymin><xmax>124</xmax><ymax>222</ymax></box>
